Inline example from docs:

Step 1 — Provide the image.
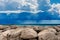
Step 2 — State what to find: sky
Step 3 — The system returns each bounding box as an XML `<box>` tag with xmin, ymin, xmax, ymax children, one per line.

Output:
<box><xmin>0</xmin><ymin>0</ymin><xmax>60</xmax><ymax>24</ymax></box>
<box><xmin>50</xmin><ymin>0</ymin><xmax>60</xmax><ymax>4</ymax></box>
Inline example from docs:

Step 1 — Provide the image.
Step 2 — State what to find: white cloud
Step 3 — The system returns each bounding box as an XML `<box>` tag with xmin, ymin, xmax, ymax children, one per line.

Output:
<box><xmin>0</xmin><ymin>0</ymin><xmax>5</xmax><ymax>6</ymax></box>
<box><xmin>38</xmin><ymin>0</ymin><xmax>50</xmax><ymax>4</ymax></box>
<box><xmin>14</xmin><ymin>0</ymin><xmax>51</xmax><ymax>12</ymax></box>
<box><xmin>48</xmin><ymin>3</ymin><xmax>60</xmax><ymax>15</ymax></box>
<box><xmin>38</xmin><ymin>0</ymin><xmax>51</xmax><ymax>11</ymax></box>
<box><xmin>11</xmin><ymin>0</ymin><xmax>39</xmax><ymax>12</ymax></box>
<box><xmin>0</xmin><ymin>0</ymin><xmax>51</xmax><ymax>14</ymax></box>
<box><xmin>0</xmin><ymin>0</ymin><xmax>6</xmax><ymax>11</ymax></box>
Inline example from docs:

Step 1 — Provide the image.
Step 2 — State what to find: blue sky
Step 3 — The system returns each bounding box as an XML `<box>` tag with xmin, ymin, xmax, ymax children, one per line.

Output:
<box><xmin>50</xmin><ymin>0</ymin><xmax>60</xmax><ymax>4</ymax></box>
<box><xmin>0</xmin><ymin>0</ymin><xmax>60</xmax><ymax>24</ymax></box>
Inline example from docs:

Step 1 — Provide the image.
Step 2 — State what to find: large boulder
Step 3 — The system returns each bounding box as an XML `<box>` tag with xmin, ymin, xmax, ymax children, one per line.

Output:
<box><xmin>0</xmin><ymin>30</ymin><xmax>3</xmax><ymax>33</ymax></box>
<box><xmin>0</xmin><ymin>25</ymin><xmax>7</xmax><ymax>30</ymax></box>
<box><xmin>44</xmin><ymin>28</ymin><xmax>57</xmax><ymax>34</ymax></box>
<box><xmin>0</xmin><ymin>25</ymin><xmax>10</xmax><ymax>31</ymax></box>
<box><xmin>38</xmin><ymin>32</ymin><xmax>58</xmax><ymax>40</ymax></box>
<box><xmin>0</xmin><ymin>34</ymin><xmax>7</xmax><ymax>40</ymax></box>
<box><xmin>38</xmin><ymin>28</ymin><xmax>57</xmax><ymax>40</ymax></box>
<box><xmin>2</xmin><ymin>28</ymin><xmax>23</xmax><ymax>37</ymax></box>
<box><xmin>29</xmin><ymin>38</ymin><xmax>37</xmax><ymax>40</ymax></box>
<box><xmin>56</xmin><ymin>32</ymin><xmax>60</xmax><ymax>40</ymax></box>
<box><xmin>1</xmin><ymin>28</ymin><xmax>23</xmax><ymax>40</ymax></box>
<box><xmin>53</xmin><ymin>26</ymin><xmax>60</xmax><ymax>32</ymax></box>
<box><xmin>20</xmin><ymin>28</ymin><xmax>37</xmax><ymax>39</ymax></box>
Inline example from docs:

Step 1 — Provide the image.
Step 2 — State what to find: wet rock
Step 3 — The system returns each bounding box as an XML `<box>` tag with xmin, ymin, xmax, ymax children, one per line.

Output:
<box><xmin>20</xmin><ymin>28</ymin><xmax>37</xmax><ymax>39</ymax></box>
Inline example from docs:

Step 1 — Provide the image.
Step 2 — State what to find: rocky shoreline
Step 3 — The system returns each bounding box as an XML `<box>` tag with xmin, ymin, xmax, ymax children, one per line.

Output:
<box><xmin>0</xmin><ymin>25</ymin><xmax>60</xmax><ymax>40</ymax></box>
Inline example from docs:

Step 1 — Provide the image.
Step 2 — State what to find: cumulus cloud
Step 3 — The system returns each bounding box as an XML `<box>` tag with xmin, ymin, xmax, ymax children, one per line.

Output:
<box><xmin>0</xmin><ymin>0</ymin><xmax>6</xmax><ymax>6</ymax></box>
<box><xmin>48</xmin><ymin>3</ymin><xmax>60</xmax><ymax>16</ymax></box>
<box><xmin>0</xmin><ymin>0</ymin><xmax>51</xmax><ymax>14</ymax></box>
<box><xmin>0</xmin><ymin>0</ymin><xmax>6</xmax><ymax>10</ymax></box>
<box><xmin>11</xmin><ymin>0</ymin><xmax>39</xmax><ymax>12</ymax></box>
<box><xmin>38</xmin><ymin>0</ymin><xmax>51</xmax><ymax>11</ymax></box>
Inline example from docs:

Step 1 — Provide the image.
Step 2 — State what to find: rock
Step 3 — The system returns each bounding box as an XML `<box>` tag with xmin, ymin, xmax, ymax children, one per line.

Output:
<box><xmin>57</xmin><ymin>35</ymin><xmax>60</xmax><ymax>40</ymax></box>
<box><xmin>2</xmin><ymin>28</ymin><xmax>23</xmax><ymax>37</ymax></box>
<box><xmin>0</xmin><ymin>25</ymin><xmax>7</xmax><ymax>30</ymax></box>
<box><xmin>10</xmin><ymin>26</ymin><xmax>17</xmax><ymax>29</ymax></box>
<box><xmin>32</xmin><ymin>26</ymin><xmax>44</xmax><ymax>33</ymax></box>
<box><xmin>25</xmin><ymin>26</ymin><xmax>34</xmax><ymax>29</ymax></box>
<box><xmin>0</xmin><ymin>30</ymin><xmax>3</xmax><ymax>35</ymax></box>
<box><xmin>29</xmin><ymin>38</ymin><xmax>37</xmax><ymax>40</ymax></box>
<box><xmin>33</xmin><ymin>26</ymin><xmax>44</xmax><ymax>31</ymax></box>
<box><xmin>38</xmin><ymin>32</ymin><xmax>58</xmax><ymax>40</ymax></box>
<box><xmin>0</xmin><ymin>25</ymin><xmax>10</xmax><ymax>31</ymax></box>
<box><xmin>56</xmin><ymin>32</ymin><xmax>60</xmax><ymax>35</ymax></box>
<box><xmin>56</xmin><ymin>32</ymin><xmax>60</xmax><ymax>40</ymax></box>
<box><xmin>8</xmin><ymin>36</ymin><xmax>21</xmax><ymax>40</ymax></box>
<box><xmin>1</xmin><ymin>28</ymin><xmax>23</xmax><ymax>40</ymax></box>
<box><xmin>57</xmin><ymin>34</ymin><xmax>60</xmax><ymax>40</ymax></box>
<box><xmin>0</xmin><ymin>30</ymin><xmax>8</xmax><ymax>40</ymax></box>
<box><xmin>4</xmin><ymin>27</ymin><xmax>11</xmax><ymax>31</ymax></box>
<box><xmin>20</xmin><ymin>28</ymin><xmax>37</xmax><ymax>39</ymax></box>
<box><xmin>53</xmin><ymin>26</ymin><xmax>60</xmax><ymax>32</ymax></box>
<box><xmin>57</xmin><ymin>25</ymin><xmax>60</xmax><ymax>27</ymax></box>
<box><xmin>38</xmin><ymin>29</ymin><xmax>58</xmax><ymax>40</ymax></box>
<box><xmin>57</xmin><ymin>37</ymin><xmax>60</xmax><ymax>40</ymax></box>
<box><xmin>9</xmin><ymin>25</ymin><xmax>18</xmax><ymax>29</ymax></box>
<box><xmin>45</xmin><ymin>28</ymin><xmax>57</xmax><ymax>34</ymax></box>
<box><xmin>44</xmin><ymin>26</ymin><xmax>54</xmax><ymax>29</ymax></box>
<box><xmin>0</xmin><ymin>34</ymin><xmax>7</xmax><ymax>40</ymax></box>
<box><xmin>0</xmin><ymin>30</ymin><xmax>3</xmax><ymax>33</ymax></box>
